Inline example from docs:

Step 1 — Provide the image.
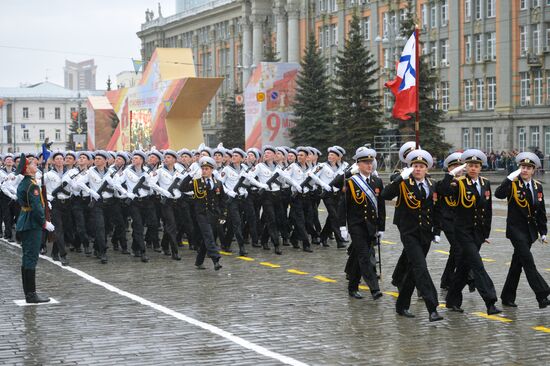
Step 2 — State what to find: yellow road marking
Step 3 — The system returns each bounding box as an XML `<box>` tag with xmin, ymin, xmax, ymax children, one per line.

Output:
<box><xmin>260</xmin><ymin>262</ymin><xmax>281</xmax><ymax>268</ymax></box>
<box><xmin>545</xmin><ymin>269</ymin><xmax>550</xmax><ymax>272</ymax></box>
<box><xmin>219</xmin><ymin>251</ymin><xmax>233</xmax><ymax>256</ymax></box>
<box><xmin>533</xmin><ymin>326</ymin><xmax>550</xmax><ymax>333</ymax></box>
<box><xmin>482</xmin><ymin>258</ymin><xmax>496</xmax><ymax>263</ymax></box>
<box><xmin>383</xmin><ymin>291</ymin><xmax>399</xmax><ymax>298</ymax></box>
<box><xmin>359</xmin><ymin>285</ymin><xmax>370</xmax><ymax>291</ymax></box>
<box><xmin>180</xmin><ymin>241</ymin><xmax>189</xmax><ymax>245</ymax></box>
<box><xmin>318</xmin><ymin>209</ymin><xmax>326</xmax><ymax>212</ymax></box>
<box><xmin>237</xmin><ymin>256</ymin><xmax>254</xmax><ymax>261</ymax></box>
<box><xmin>472</xmin><ymin>312</ymin><xmax>513</xmax><ymax>323</ymax></box>
<box><xmin>435</xmin><ymin>250</ymin><xmax>450</xmax><ymax>255</ymax></box>
<box><xmin>313</xmin><ymin>275</ymin><xmax>337</xmax><ymax>283</ymax></box>
<box><xmin>438</xmin><ymin>303</ymin><xmax>447</xmax><ymax>308</ymax></box>
<box><xmin>495</xmin><ymin>229</ymin><xmax>506</xmax><ymax>232</ymax></box>
<box><xmin>381</xmin><ymin>240</ymin><xmax>396</xmax><ymax>245</ymax></box>
<box><xmin>287</xmin><ymin>269</ymin><xmax>309</xmax><ymax>275</ymax></box>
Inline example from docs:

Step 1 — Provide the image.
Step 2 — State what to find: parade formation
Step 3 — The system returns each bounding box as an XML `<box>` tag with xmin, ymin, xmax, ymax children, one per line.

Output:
<box><xmin>1</xmin><ymin>141</ymin><xmax>548</xmax><ymax>323</ymax></box>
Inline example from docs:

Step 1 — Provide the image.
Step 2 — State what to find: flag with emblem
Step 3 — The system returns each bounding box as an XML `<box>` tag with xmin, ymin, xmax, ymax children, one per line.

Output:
<box><xmin>384</xmin><ymin>31</ymin><xmax>418</xmax><ymax>120</ymax></box>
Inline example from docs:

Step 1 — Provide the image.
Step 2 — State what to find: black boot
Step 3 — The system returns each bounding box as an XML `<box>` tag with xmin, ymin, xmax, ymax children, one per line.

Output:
<box><xmin>21</xmin><ymin>266</ymin><xmax>27</xmax><ymax>296</ymax></box>
<box><xmin>24</xmin><ymin>269</ymin><xmax>50</xmax><ymax>303</ymax></box>
<box><xmin>238</xmin><ymin>244</ymin><xmax>248</xmax><ymax>257</ymax></box>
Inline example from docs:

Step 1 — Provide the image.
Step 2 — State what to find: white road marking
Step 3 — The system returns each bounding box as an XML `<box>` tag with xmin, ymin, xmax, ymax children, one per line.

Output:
<box><xmin>2</xmin><ymin>240</ymin><xmax>308</xmax><ymax>366</ymax></box>
<box><xmin>14</xmin><ymin>298</ymin><xmax>59</xmax><ymax>306</ymax></box>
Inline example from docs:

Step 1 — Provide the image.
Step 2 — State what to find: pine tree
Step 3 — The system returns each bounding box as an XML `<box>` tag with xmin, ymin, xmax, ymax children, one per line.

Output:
<box><xmin>66</xmin><ymin>106</ymin><xmax>88</xmax><ymax>150</ymax></box>
<box><xmin>290</xmin><ymin>34</ymin><xmax>334</xmax><ymax>152</ymax></box>
<box><xmin>262</xmin><ymin>35</ymin><xmax>280</xmax><ymax>62</ymax></box>
<box><xmin>395</xmin><ymin>0</ymin><xmax>451</xmax><ymax>158</ymax></box>
<box><xmin>332</xmin><ymin>12</ymin><xmax>382</xmax><ymax>156</ymax></box>
<box><xmin>217</xmin><ymin>96</ymin><xmax>245</xmax><ymax>148</ymax></box>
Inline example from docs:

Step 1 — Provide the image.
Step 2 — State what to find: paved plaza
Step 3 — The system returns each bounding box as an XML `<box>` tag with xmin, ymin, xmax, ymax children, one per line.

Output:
<box><xmin>1</xmin><ymin>200</ymin><xmax>550</xmax><ymax>365</ymax></box>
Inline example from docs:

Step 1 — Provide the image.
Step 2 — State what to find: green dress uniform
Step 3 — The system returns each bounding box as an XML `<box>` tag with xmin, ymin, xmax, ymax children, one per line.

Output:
<box><xmin>14</xmin><ymin>153</ymin><xmax>50</xmax><ymax>303</ymax></box>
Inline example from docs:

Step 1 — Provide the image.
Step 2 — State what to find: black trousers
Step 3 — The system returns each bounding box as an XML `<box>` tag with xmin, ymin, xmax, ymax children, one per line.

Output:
<box><xmin>176</xmin><ymin>197</ymin><xmax>197</xmax><ymax>249</ymax></box>
<box><xmin>396</xmin><ymin>229</ymin><xmax>439</xmax><ymax>314</ymax></box>
<box><xmin>1</xmin><ymin>194</ymin><xmax>18</xmax><ymax>239</ymax></box>
<box><xmin>110</xmin><ymin>198</ymin><xmax>128</xmax><ymax>250</ymax></box>
<box><xmin>145</xmin><ymin>196</ymin><xmax>161</xmax><ymax>248</ymax></box>
<box><xmin>501</xmin><ymin>238</ymin><xmax>550</xmax><ymax>303</ymax></box>
<box><xmin>51</xmin><ymin>199</ymin><xmax>71</xmax><ymax>257</ymax></box>
<box><xmin>446</xmin><ymin>229</ymin><xmax>497</xmax><ymax>308</ymax></box>
<box><xmin>195</xmin><ymin>212</ymin><xmax>221</xmax><ymax>265</ymax></box>
<box><xmin>90</xmin><ymin>200</ymin><xmax>108</xmax><ymax>255</ymax></box>
<box><xmin>321</xmin><ymin>192</ymin><xmax>345</xmax><ymax>244</ymax></box>
<box><xmin>129</xmin><ymin>198</ymin><xmax>157</xmax><ymax>254</ymax></box>
<box><xmin>260</xmin><ymin>192</ymin><xmax>282</xmax><ymax>247</ymax></box>
<box><xmin>290</xmin><ymin>195</ymin><xmax>314</xmax><ymax>247</ymax></box>
<box><xmin>160</xmin><ymin>199</ymin><xmax>180</xmax><ymax>255</ymax></box>
<box><xmin>346</xmin><ymin>225</ymin><xmax>380</xmax><ymax>293</ymax></box>
<box><xmin>224</xmin><ymin>197</ymin><xmax>247</xmax><ymax>247</ymax></box>
<box><xmin>310</xmin><ymin>194</ymin><xmax>322</xmax><ymax>235</ymax></box>
<box><xmin>71</xmin><ymin>197</ymin><xmax>91</xmax><ymax>249</ymax></box>
<box><xmin>392</xmin><ymin>251</ymin><xmax>408</xmax><ymax>288</ymax></box>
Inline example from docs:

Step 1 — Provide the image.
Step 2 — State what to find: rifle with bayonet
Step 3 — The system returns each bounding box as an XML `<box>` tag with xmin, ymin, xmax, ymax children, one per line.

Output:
<box><xmin>233</xmin><ymin>165</ymin><xmax>254</xmax><ymax>194</ymax></box>
<box><xmin>51</xmin><ymin>169</ymin><xmax>84</xmax><ymax>198</ymax></box>
<box><xmin>300</xmin><ymin>165</ymin><xmax>323</xmax><ymax>190</ymax></box>
<box><xmin>258</xmin><ymin>172</ymin><xmax>281</xmax><ymax>195</ymax></box>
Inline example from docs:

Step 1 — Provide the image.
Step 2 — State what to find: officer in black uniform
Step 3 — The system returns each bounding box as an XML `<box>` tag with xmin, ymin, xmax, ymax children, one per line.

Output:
<box><xmin>185</xmin><ymin>156</ymin><xmax>225</xmax><ymax>270</ymax></box>
<box><xmin>495</xmin><ymin>152</ymin><xmax>550</xmax><ymax>308</ymax></box>
<box><xmin>381</xmin><ymin>149</ymin><xmax>443</xmax><ymax>322</ymax></box>
<box><xmin>340</xmin><ymin>147</ymin><xmax>384</xmax><ymax>300</ymax></box>
<box><xmin>441</xmin><ymin>149</ymin><xmax>501</xmax><ymax>315</ymax></box>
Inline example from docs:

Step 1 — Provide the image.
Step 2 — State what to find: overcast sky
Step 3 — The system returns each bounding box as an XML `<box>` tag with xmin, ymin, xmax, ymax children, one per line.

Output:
<box><xmin>0</xmin><ymin>0</ymin><xmax>176</xmax><ymax>88</ymax></box>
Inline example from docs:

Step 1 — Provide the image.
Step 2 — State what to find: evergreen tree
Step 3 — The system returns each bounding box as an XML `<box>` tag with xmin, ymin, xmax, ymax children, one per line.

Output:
<box><xmin>262</xmin><ymin>35</ymin><xmax>280</xmax><ymax>62</ymax></box>
<box><xmin>290</xmin><ymin>34</ymin><xmax>334</xmax><ymax>152</ymax></box>
<box><xmin>395</xmin><ymin>0</ymin><xmax>451</xmax><ymax>158</ymax></box>
<box><xmin>332</xmin><ymin>12</ymin><xmax>382</xmax><ymax>155</ymax></box>
<box><xmin>217</xmin><ymin>96</ymin><xmax>245</xmax><ymax>148</ymax></box>
<box><xmin>66</xmin><ymin>106</ymin><xmax>88</xmax><ymax>150</ymax></box>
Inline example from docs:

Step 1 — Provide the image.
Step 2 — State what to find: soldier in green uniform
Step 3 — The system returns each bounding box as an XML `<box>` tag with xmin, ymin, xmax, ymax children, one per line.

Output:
<box><xmin>15</xmin><ymin>153</ymin><xmax>55</xmax><ymax>303</ymax></box>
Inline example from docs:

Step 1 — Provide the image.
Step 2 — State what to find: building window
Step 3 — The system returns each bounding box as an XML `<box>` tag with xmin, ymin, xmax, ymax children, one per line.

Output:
<box><xmin>534</xmin><ymin>70</ymin><xmax>543</xmax><ymax>105</ymax></box>
<box><xmin>465</xmin><ymin>0</ymin><xmax>471</xmax><ymax>21</ymax></box>
<box><xmin>546</xmin><ymin>27</ymin><xmax>550</xmax><ymax>47</ymax></box>
<box><xmin>519</xmin><ymin>26</ymin><xmax>527</xmax><ymax>54</ymax></box>
<box><xmin>473</xmin><ymin>128</ymin><xmax>482</xmax><ymax>149</ymax></box>
<box><xmin>39</xmin><ymin>107</ymin><xmax>45</xmax><ymax>120</ymax></box>
<box><xmin>384</xmin><ymin>49</ymin><xmax>390</xmax><ymax>69</ymax></box>
<box><xmin>485</xmin><ymin>127</ymin><xmax>493</xmax><ymax>152</ymax></box>
<box><xmin>55</xmin><ymin>107</ymin><xmax>61</xmax><ymax>119</ymax></box>
<box><xmin>383</xmin><ymin>12</ymin><xmax>389</xmax><ymax>36</ymax></box>
<box><xmin>331</xmin><ymin>24</ymin><xmax>338</xmax><ymax>45</ymax></box>
<box><xmin>432</xmin><ymin>84</ymin><xmax>439</xmax><ymax>110</ymax></box>
<box><xmin>430</xmin><ymin>44</ymin><xmax>438</xmax><ymax>68</ymax></box>
<box><xmin>441</xmin><ymin>39</ymin><xmax>449</xmax><ymax>65</ymax></box>
<box><xmin>384</xmin><ymin>89</ymin><xmax>393</xmax><ymax>111</ymax></box>
<box><xmin>39</xmin><ymin>129</ymin><xmax>45</xmax><ymax>141</ymax></box>
<box><xmin>533</xmin><ymin>24</ymin><xmax>541</xmax><ymax>54</ymax></box>
<box><xmin>464</xmin><ymin>80</ymin><xmax>473</xmax><ymax>110</ymax></box>
<box><xmin>547</xmin><ymin>76</ymin><xmax>550</xmax><ymax>105</ymax></box>
<box><xmin>462</xmin><ymin>128</ymin><xmax>470</xmax><ymax>149</ymax></box>
<box><xmin>531</xmin><ymin>126</ymin><xmax>540</xmax><ymax>149</ymax></box>
<box><xmin>533</xmin><ymin>0</ymin><xmax>540</xmax><ymax>6</ymax></box>
<box><xmin>487</xmin><ymin>32</ymin><xmax>496</xmax><ymax>60</ymax></box>
<box><xmin>465</xmin><ymin>35</ymin><xmax>472</xmax><ymax>62</ymax></box>
<box><xmin>362</xmin><ymin>17</ymin><xmax>370</xmax><ymax>40</ymax></box>
<box><xmin>318</xmin><ymin>27</ymin><xmax>324</xmax><ymax>48</ymax></box>
<box><xmin>520</xmin><ymin>72</ymin><xmax>531</xmax><ymax>106</ymax></box>
<box><xmin>421</xmin><ymin>4</ymin><xmax>428</xmax><ymax>27</ymax></box>
<box><xmin>441</xmin><ymin>82</ymin><xmax>449</xmax><ymax>111</ymax></box>
<box><xmin>520</xmin><ymin>0</ymin><xmax>527</xmax><ymax>9</ymax></box>
<box><xmin>544</xmin><ymin>126</ymin><xmax>550</xmax><ymax>156</ymax></box>
<box><xmin>475</xmin><ymin>34</ymin><xmax>482</xmax><ymax>62</ymax></box>
<box><xmin>487</xmin><ymin>77</ymin><xmax>497</xmax><ymax>110</ymax></box>
<box><xmin>430</xmin><ymin>5</ymin><xmax>437</xmax><ymax>28</ymax></box>
<box><xmin>518</xmin><ymin>127</ymin><xmax>526</xmax><ymax>151</ymax></box>
<box><xmin>487</xmin><ymin>0</ymin><xmax>495</xmax><ymax>18</ymax></box>
<box><xmin>23</xmin><ymin>129</ymin><xmax>29</xmax><ymax>141</ymax></box>
<box><xmin>441</xmin><ymin>0</ymin><xmax>448</xmax><ymax>26</ymax></box>
<box><xmin>476</xmin><ymin>78</ymin><xmax>485</xmax><ymax>110</ymax></box>
<box><xmin>23</xmin><ymin>107</ymin><xmax>29</xmax><ymax>119</ymax></box>
<box><xmin>55</xmin><ymin>129</ymin><xmax>61</xmax><ymax>141</ymax></box>
<box><xmin>475</xmin><ymin>0</ymin><xmax>482</xmax><ymax>19</ymax></box>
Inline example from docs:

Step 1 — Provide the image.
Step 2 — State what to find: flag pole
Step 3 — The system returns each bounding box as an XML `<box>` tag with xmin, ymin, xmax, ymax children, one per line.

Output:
<box><xmin>414</xmin><ymin>27</ymin><xmax>420</xmax><ymax>149</ymax></box>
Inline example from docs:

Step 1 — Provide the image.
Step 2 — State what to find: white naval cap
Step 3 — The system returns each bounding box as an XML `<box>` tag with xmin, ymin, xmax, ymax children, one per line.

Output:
<box><xmin>353</xmin><ymin>146</ymin><xmax>377</xmax><ymax>162</ymax></box>
<box><xmin>199</xmin><ymin>156</ymin><xmax>216</xmax><ymax>169</ymax></box>
<box><xmin>406</xmin><ymin>149</ymin><xmax>433</xmax><ymax>169</ymax></box>
<box><xmin>399</xmin><ymin>141</ymin><xmax>419</xmax><ymax>163</ymax></box>
<box><xmin>516</xmin><ymin>151</ymin><xmax>541</xmax><ymax>169</ymax></box>
<box><xmin>443</xmin><ymin>152</ymin><xmax>462</xmax><ymax>169</ymax></box>
<box><xmin>461</xmin><ymin>149</ymin><xmax>487</xmax><ymax>166</ymax></box>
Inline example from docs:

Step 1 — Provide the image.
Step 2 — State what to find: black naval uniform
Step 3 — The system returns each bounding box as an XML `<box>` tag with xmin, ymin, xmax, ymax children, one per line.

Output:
<box><xmin>495</xmin><ymin>177</ymin><xmax>550</xmax><ymax>306</ymax></box>
<box><xmin>381</xmin><ymin>175</ymin><xmax>440</xmax><ymax>316</ymax></box>
<box><xmin>441</xmin><ymin>174</ymin><xmax>499</xmax><ymax>310</ymax></box>
<box><xmin>343</xmin><ymin>174</ymin><xmax>385</xmax><ymax>297</ymax></box>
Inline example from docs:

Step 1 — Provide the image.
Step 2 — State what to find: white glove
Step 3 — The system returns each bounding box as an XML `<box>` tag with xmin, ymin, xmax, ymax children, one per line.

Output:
<box><xmin>484</xmin><ymin>238</ymin><xmax>491</xmax><ymax>244</ymax></box>
<box><xmin>376</xmin><ymin>231</ymin><xmax>384</xmax><ymax>240</ymax></box>
<box><xmin>540</xmin><ymin>235</ymin><xmax>547</xmax><ymax>244</ymax></box>
<box><xmin>90</xmin><ymin>191</ymin><xmax>101</xmax><ymax>200</ymax></box>
<box><xmin>373</xmin><ymin>170</ymin><xmax>379</xmax><ymax>177</ymax></box>
<box><xmin>321</xmin><ymin>182</ymin><xmax>332</xmax><ymax>191</ymax></box>
<box><xmin>105</xmin><ymin>175</ymin><xmax>114</xmax><ymax>185</ymax></box>
<box><xmin>172</xmin><ymin>190</ymin><xmax>182</xmax><ymax>199</ymax></box>
<box><xmin>126</xmin><ymin>192</ymin><xmax>136</xmax><ymax>200</ymax></box>
<box><xmin>157</xmin><ymin>187</ymin><xmax>172</xmax><ymax>198</ymax></box>
<box><xmin>400</xmin><ymin>167</ymin><xmax>414</xmax><ymax>180</ymax></box>
<box><xmin>242</xmin><ymin>190</ymin><xmax>249</xmax><ymax>198</ymax></box>
<box><xmin>226</xmin><ymin>189</ymin><xmax>236</xmax><ymax>198</ymax></box>
<box><xmin>9</xmin><ymin>193</ymin><xmax>17</xmax><ymax>201</ymax></box>
<box><xmin>44</xmin><ymin>221</ymin><xmax>55</xmax><ymax>232</ymax></box>
<box><xmin>48</xmin><ymin>201</ymin><xmax>52</xmax><ymax>210</ymax></box>
<box><xmin>340</xmin><ymin>226</ymin><xmax>349</xmax><ymax>241</ymax></box>
<box><xmin>507</xmin><ymin>168</ymin><xmax>522</xmax><ymax>181</ymax></box>
<box><xmin>450</xmin><ymin>163</ymin><xmax>467</xmax><ymax>177</ymax></box>
<box><xmin>433</xmin><ymin>235</ymin><xmax>441</xmax><ymax>244</ymax></box>
<box><xmin>219</xmin><ymin>219</ymin><xmax>226</xmax><ymax>225</ymax></box>
<box><xmin>295</xmin><ymin>185</ymin><xmax>303</xmax><ymax>193</ymax></box>
<box><xmin>350</xmin><ymin>163</ymin><xmax>359</xmax><ymax>175</ymax></box>
<box><xmin>47</xmin><ymin>194</ymin><xmax>54</xmax><ymax>201</ymax></box>
<box><xmin>259</xmin><ymin>183</ymin><xmax>269</xmax><ymax>190</ymax></box>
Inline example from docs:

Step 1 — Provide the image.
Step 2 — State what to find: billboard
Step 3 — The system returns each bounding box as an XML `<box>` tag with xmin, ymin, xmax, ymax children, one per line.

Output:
<box><xmin>245</xmin><ymin>62</ymin><xmax>299</xmax><ymax>149</ymax></box>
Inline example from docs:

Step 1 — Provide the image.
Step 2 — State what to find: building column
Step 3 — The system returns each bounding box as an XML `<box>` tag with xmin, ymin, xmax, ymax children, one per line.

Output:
<box><xmin>252</xmin><ymin>14</ymin><xmax>264</xmax><ymax>66</ymax></box>
<box><xmin>192</xmin><ymin>34</ymin><xmax>199</xmax><ymax>76</ymax></box>
<box><xmin>337</xmin><ymin>0</ymin><xmax>345</xmax><ymax>51</ymax></box>
<box><xmin>229</xmin><ymin>23</ymin><xmax>236</xmax><ymax>92</ymax></box>
<box><xmin>447</xmin><ymin>0</ymin><xmax>460</xmax><ymax>115</ymax></box>
<box><xmin>274</xmin><ymin>1</ymin><xmax>288</xmax><ymax>62</ymax></box>
<box><xmin>210</xmin><ymin>29</ymin><xmax>217</xmax><ymax>77</ymax></box>
<box><xmin>241</xmin><ymin>17</ymin><xmax>252</xmax><ymax>88</ymax></box>
<box><xmin>286</xmin><ymin>3</ymin><xmax>300</xmax><ymax>63</ymax></box>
